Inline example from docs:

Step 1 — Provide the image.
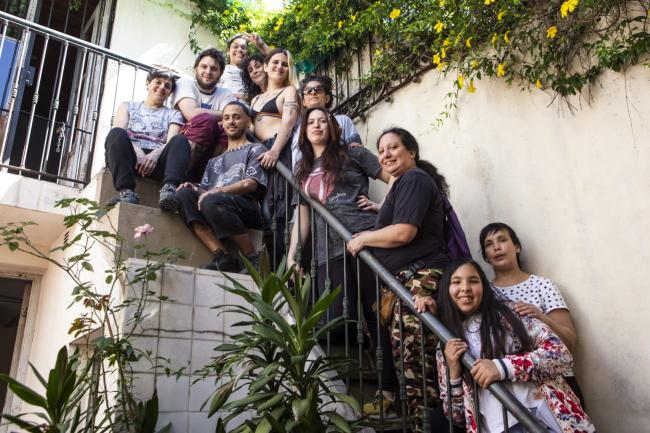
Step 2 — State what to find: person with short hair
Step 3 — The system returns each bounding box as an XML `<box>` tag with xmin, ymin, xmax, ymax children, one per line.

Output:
<box><xmin>479</xmin><ymin>222</ymin><xmax>585</xmax><ymax>405</ymax></box>
<box><xmin>175</xmin><ymin>101</ymin><xmax>267</xmax><ymax>272</ymax></box>
<box><xmin>172</xmin><ymin>48</ymin><xmax>237</xmax><ymax>182</ymax></box>
<box><xmin>104</xmin><ymin>69</ymin><xmax>190</xmax><ymax>211</ymax></box>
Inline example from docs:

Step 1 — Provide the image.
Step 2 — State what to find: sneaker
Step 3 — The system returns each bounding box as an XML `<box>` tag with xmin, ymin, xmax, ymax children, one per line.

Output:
<box><xmin>158</xmin><ymin>183</ymin><xmax>179</xmax><ymax>212</ymax></box>
<box><xmin>240</xmin><ymin>253</ymin><xmax>260</xmax><ymax>275</ymax></box>
<box><xmin>363</xmin><ymin>390</ymin><xmax>395</xmax><ymax>417</ymax></box>
<box><xmin>201</xmin><ymin>250</ymin><xmax>242</xmax><ymax>273</ymax></box>
<box><xmin>107</xmin><ymin>189</ymin><xmax>139</xmax><ymax>206</ymax></box>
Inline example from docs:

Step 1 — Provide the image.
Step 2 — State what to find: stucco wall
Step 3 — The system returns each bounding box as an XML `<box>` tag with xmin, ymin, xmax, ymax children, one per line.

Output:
<box><xmin>358</xmin><ymin>65</ymin><xmax>650</xmax><ymax>432</ymax></box>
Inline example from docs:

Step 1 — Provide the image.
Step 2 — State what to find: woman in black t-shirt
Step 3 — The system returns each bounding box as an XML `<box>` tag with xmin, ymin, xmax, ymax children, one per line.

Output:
<box><xmin>287</xmin><ymin>107</ymin><xmax>394</xmax><ymax>409</ymax></box>
<box><xmin>348</xmin><ymin>127</ymin><xmax>450</xmax><ymax>429</ymax></box>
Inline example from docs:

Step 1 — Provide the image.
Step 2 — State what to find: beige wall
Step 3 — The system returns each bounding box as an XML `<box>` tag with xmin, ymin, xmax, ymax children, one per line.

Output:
<box><xmin>358</xmin><ymin>65</ymin><xmax>650</xmax><ymax>432</ymax></box>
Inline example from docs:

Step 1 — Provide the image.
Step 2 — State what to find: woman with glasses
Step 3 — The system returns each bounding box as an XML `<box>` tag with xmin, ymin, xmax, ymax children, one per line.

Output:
<box><xmin>219</xmin><ymin>32</ymin><xmax>269</xmax><ymax>101</ymax></box>
<box><xmin>290</xmin><ymin>75</ymin><xmax>362</xmax><ymax>171</ymax></box>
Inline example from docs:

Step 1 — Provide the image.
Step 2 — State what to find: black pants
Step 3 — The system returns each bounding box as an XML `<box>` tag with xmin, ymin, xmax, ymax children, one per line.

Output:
<box><xmin>176</xmin><ymin>187</ymin><xmax>263</xmax><ymax>239</ymax></box>
<box><xmin>317</xmin><ymin>255</ymin><xmax>395</xmax><ymax>390</ymax></box>
<box><xmin>104</xmin><ymin>127</ymin><xmax>191</xmax><ymax>191</ymax></box>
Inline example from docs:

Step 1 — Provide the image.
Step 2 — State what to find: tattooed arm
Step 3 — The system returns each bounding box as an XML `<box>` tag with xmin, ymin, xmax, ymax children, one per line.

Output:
<box><xmin>258</xmin><ymin>86</ymin><xmax>300</xmax><ymax>168</ymax></box>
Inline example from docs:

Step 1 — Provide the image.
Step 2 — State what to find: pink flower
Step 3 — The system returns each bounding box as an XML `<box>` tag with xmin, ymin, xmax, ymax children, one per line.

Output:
<box><xmin>134</xmin><ymin>224</ymin><xmax>154</xmax><ymax>240</ymax></box>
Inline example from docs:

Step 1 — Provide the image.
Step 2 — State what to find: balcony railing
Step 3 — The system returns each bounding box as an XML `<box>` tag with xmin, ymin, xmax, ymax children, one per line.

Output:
<box><xmin>0</xmin><ymin>10</ymin><xmax>152</xmax><ymax>187</ymax></box>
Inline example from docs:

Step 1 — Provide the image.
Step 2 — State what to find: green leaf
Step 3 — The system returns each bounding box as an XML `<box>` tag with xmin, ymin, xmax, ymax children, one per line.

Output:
<box><xmin>291</xmin><ymin>397</ymin><xmax>310</xmax><ymax>421</ymax></box>
<box><xmin>223</xmin><ymin>392</ymin><xmax>274</xmax><ymax>411</ymax></box>
<box><xmin>333</xmin><ymin>392</ymin><xmax>361</xmax><ymax>413</ymax></box>
<box><xmin>326</xmin><ymin>412</ymin><xmax>352</xmax><ymax>433</ymax></box>
<box><xmin>249</xmin><ymin>372</ymin><xmax>277</xmax><ymax>393</ymax></box>
<box><xmin>256</xmin><ymin>392</ymin><xmax>284</xmax><ymax>412</ymax></box>
<box><xmin>207</xmin><ymin>381</ymin><xmax>234</xmax><ymax>416</ymax></box>
<box><xmin>0</xmin><ymin>374</ymin><xmax>48</xmax><ymax>409</ymax></box>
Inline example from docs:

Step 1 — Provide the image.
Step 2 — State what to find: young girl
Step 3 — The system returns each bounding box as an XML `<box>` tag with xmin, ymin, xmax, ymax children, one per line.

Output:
<box><xmin>479</xmin><ymin>222</ymin><xmax>584</xmax><ymax>404</ymax></box>
<box><xmin>436</xmin><ymin>260</ymin><xmax>594</xmax><ymax>433</ymax></box>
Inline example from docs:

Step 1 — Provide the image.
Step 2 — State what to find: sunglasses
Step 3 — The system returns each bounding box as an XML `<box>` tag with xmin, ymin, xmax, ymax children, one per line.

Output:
<box><xmin>303</xmin><ymin>85</ymin><xmax>326</xmax><ymax>95</ymax></box>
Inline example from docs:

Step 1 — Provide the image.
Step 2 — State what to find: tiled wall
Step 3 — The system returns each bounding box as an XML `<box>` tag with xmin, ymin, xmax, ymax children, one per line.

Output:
<box><xmin>122</xmin><ymin>259</ymin><xmax>255</xmax><ymax>432</ymax></box>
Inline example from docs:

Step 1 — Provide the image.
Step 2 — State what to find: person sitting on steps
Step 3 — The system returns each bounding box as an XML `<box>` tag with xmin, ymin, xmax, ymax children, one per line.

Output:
<box><xmin>175</xmin><ymin>101</ymin><xmax>267</xmax><ymax>273</ymax></box>
<box><xmin>104</xmin><ymin>69</ymin><xmax>190</xmax><ymax>211</ymax></box>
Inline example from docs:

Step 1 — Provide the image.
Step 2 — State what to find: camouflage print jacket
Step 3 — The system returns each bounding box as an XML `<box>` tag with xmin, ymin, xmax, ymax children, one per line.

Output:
<box><xmin>436</xmin><ymin>308</ymin><xmax>595</xmax><ymax>433</ymax></box>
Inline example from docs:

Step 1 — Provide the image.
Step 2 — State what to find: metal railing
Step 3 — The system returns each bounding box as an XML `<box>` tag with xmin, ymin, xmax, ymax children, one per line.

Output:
<box><xmin>0</xmin><ymin>10</ymin><xmax>153</xmax><ymax>187</ymax></box>
<box><xmin>269</xmin><ymin>161</ymin><xmax>548</xmax><ymax>433</ymax></box>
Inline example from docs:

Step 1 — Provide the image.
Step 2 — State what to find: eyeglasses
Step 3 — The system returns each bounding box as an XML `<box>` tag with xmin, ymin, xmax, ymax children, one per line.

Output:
<box><xmin>303</xmin><ymin>85</ymin><xmax>326</xmax><ymax>95</ymax></box>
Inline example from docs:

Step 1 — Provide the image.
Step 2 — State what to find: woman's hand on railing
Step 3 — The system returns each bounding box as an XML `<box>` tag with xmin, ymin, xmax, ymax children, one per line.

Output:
<box><xmin>444</xmin><ymin>338</ymin><xmax>467</xmax><ymax>380</ymax></box>
<box><xmin>258</xmin><ymin>148</ymin><xmax>280</xmax><ymax>169</ymax></box>
<box><xmin>470</xmin><ymin>359</ymin><xmax>501</xmax><ymax>389</ymax></box>
<box><xmin>413</xmin><ymin>294</ymin><xmax>437</xmax><ymax>314</ymax></box>
<box><xmin>356</xmin><ymin>195</ymin><xmax>379</xmax><ymax>213</ymax></box>
<box><xmin>347</xmin><ymin>231</ymin><xmax>369</xmax><ymax>256</ymax></box>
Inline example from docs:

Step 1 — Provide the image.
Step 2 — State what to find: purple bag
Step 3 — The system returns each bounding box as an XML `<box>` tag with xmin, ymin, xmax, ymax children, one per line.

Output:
<box><xmin>442</xmin><ymin>195</ymin><xmax>472</xmax><ymax>260</ymax></box>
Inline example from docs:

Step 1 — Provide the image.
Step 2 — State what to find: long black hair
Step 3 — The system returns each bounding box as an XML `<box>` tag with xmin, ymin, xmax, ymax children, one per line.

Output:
<box><xmin>241</xmin><ymin>53</ymin><xmax>265</xmax><ymax>100</ymax></box>
<box><xmin>438</xmin><ymin>259</ymin><xmax>533</xmax><ymax>359</ymax></box>
<box><xmin>295</xmin><ymin>107</ymin><xmax>347</xmax><ymax>185</ymax></box>
<box><xmin>376</xmin><ymin>127</ymin><xmax>449</xmax><ymax>196</ymax></box>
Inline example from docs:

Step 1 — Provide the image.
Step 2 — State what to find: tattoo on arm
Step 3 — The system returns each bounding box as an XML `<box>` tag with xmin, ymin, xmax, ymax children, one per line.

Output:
<box><xmin>283</xmin><ymin>100</ymin><xmax>298</xmax><ymax>117</ymax></box>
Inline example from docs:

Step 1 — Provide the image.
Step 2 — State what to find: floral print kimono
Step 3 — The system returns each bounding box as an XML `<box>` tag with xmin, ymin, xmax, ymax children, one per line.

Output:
<box><xmin>436</xmin><ymin>305</ymin><xmax>595</xmax><ymax>433</ymax></box>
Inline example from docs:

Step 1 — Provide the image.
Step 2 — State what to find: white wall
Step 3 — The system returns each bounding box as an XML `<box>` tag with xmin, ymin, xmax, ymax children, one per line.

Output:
<box><xmin>90</xmin><ymin>0</ymin><xmax>217</xmax><ymax>179</ymax></box>
<box><xmin>358</xmin><ymin>65</ymin><xmax>650</xmax><ymax>432</ymax></box>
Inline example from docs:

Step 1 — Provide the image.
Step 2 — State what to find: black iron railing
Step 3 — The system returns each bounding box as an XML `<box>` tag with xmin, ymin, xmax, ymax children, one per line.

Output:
<box><xmin>271</xmin><ymin>161</ymin><xmax>548</xmax><ymax>433</ymax></box>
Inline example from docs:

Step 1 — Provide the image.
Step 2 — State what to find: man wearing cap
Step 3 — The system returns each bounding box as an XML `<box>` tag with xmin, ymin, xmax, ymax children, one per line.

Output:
<box><xmin>104</xmin><ymin>69</ymin><xmax>191</xmax><ymax>211</ymax></box>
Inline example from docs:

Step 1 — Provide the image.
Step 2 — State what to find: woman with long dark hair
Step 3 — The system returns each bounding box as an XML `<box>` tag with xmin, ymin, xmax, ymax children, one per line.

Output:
<box><xmin>347</xmin><ymin>127</ymin><xmax>449</xmax><ymax>426</ymax></box>
<box><xmin>287</xmin><ymin>107</ymin><xmax>393</xmax><ymax>409</ymax></box>
<box><xmin>241</xmin><ymin>53</ymin><xmax>267</xmax><ymax>101</ymax></box>
<box><xmin>436</xmin><ymin>259</ymin><xmax>594</xmax><ymax>433</ymax></box>
<box><xmin>479</xmin><ymin>222</ymin><xmax>585</xmax><ymax>405</ymax></box>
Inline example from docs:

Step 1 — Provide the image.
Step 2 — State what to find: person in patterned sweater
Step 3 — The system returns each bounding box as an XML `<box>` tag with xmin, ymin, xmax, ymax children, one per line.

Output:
<box><xmin>435</xmin><ymin>259</ymin><xmax>595</xmax><ymax>433</ymax></box>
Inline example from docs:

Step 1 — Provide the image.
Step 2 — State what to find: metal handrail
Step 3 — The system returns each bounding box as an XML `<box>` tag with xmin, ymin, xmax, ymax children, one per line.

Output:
<box><xmin>274</xmin><ymin>161</ymin><xmax>548</xmax><ymax>433</ymax></box>
<box><xmin>0</xmin><ymin>10</ymin><xmax>152</xmax><ymax>70</ymax></box>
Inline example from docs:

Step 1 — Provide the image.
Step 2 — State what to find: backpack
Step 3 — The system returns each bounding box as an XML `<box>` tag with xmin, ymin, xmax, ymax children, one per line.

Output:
<box><xmin>441</xmin><ymin>195</ymin><xmax>472</xmax><ymax>260</ymax></box>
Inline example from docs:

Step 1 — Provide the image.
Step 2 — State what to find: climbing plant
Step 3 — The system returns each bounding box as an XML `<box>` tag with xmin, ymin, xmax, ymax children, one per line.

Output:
<box><xmin>189</xmin><ymin>0</ymin><xmax>650</xmax><ymax>120</ymax></box>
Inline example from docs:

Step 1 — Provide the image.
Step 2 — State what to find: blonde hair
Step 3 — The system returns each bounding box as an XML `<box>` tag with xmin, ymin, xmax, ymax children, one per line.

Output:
<box><xmin>265</xmin><ymin>48</ymin><xmax>298</xmax><ymax>88</ymax></box>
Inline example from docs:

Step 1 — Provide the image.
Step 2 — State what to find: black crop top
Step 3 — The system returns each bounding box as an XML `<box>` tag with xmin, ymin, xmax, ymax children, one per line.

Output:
<box><xmin>249</xmin><ymin>88</ymin><xmax>286</xmax><ymax>120</ymax></box>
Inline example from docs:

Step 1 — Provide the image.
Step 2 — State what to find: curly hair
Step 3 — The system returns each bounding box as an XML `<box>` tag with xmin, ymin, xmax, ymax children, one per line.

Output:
<box><xmin>241</xmin><ymin>53</ymin><xmax>265</xmax><ymax>100</ymax></box>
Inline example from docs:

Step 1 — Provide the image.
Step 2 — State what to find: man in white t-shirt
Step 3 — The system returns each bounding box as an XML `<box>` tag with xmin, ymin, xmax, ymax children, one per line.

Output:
<box><xmin>172</xmin><ymin>48</ymin><xmax>236</xmax><ymax>181</ymax></box>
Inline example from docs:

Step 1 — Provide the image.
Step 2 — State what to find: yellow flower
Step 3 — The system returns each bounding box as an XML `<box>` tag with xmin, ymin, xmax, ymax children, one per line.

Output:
<box><xmin>491</xmin><ymin>33</ymin><xmax>498</xmax><ymax>46</ymax></box>
<box><xmin>535</xmin><ymin>79</ymin><xmax>543</xmax><ymax>89</ymax></box>
<box><xmin>497</xmin><ymin>63</ymin><xmax>506</xmax><ymax>77</ymax></box>
<box><xmin>497</xmin><ymin>10</ymin><xmax>506</xmax><ymax>21</ymax></box>
<box><xmin>439</xmin><ymin>0</ymin><xmax>446</xmax><ymax>6</ymax></box>
<box><xmin>470</xmin><ymin>59</ymin><xmax>480</xmax><ymax>69</ymax></box>
<box><xmin>467</xmin><ymin>79</ymin><xmax>477</xmax><ymax>93</ymax></box>
<box><xmin>443</xmin><ymin>38</ymin><xmax>451</xmax><ymax>47</ymax></box>
<box><xmin>338</xmin><ymin>20</ymin><xmax>344</xmax><ymax>29</ymax></box>
<box><xmin>465</xmin><ymin>37</ymin><xmax>472</xmax><ymax>48</ymax></box>
<box><xmin>546</xmin><ymin>25</ymin><xmax>558</xmax><ymax>39</ymax></box>
<box><xmin>351</xmin><ymin>14</ymin><xmax>357</xmax><ymax>22</ymax></box>
<box><xmin>560</xmin><ymin>0</ymin><xmax>579</xmax><ymax>18</ymax></box>
<box><xmin>437</xmin><ymin>61</ymin><xmax>447</xmax><ymax>71</ymax></box>
<box><xmin>441</xmin><ymin>47</ymin><xmax>447</xmax><ymax>58</ymax></box>
<box><xmin>274</xmin><ymin>16</ymin><xmax>284</xmax><ymax>32</ymax></box>
<box><xmin>374</xmin><ymin>48</ymin><xmax>382</xmax><ymax>56</ymax></box>
<box><xmin>484</xmin><ymin>0</ymin><xmax>496</xmax><ymax>5</ymax></box>
<box><xmin>434</xmin><ymin>20</ymin><xmax>445</xmax><ymax>33</ymax></box>
<box><xmin>433</xmin><ymin>53</ymin><xmax>441</xmax><ymax>64</ymax></box>
<box><xmin>389</xmin><ymin>8</ymin><xmax>401</xmax><ymax>19</ymax></box>
<box><xmin>504</xmin><ymin>30</ymin><xmax>511</xmax><ymax>44</ymax></box>
<box><xmin>457</xmin><ymin>74</ymin><xmax>465</xmax><ymax>89</ymax></box>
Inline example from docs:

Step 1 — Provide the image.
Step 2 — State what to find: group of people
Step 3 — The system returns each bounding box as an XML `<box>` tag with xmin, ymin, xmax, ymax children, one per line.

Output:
<box><xmin>103</xmin><ymin>34</ymin><xmax>595</xmax><ymax>433</ymax></box>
